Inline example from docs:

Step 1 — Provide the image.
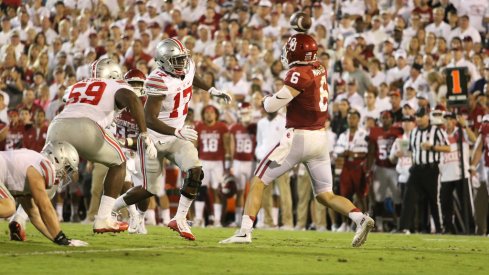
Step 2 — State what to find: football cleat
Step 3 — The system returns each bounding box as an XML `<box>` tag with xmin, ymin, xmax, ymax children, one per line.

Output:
<box><xmin>128</xmin><ymin>212</ymin><xmax>147</xmax><ymax>234</ymax></box>
<box><xmin>219</xmin><ymin>230</ymin><xmax>252</xmax><ymax>244</ymax></box>
<box><xmin>351</xmin><ymin>215</ymin><xmax>375</xmax><ymax>247</ymax></box>
<box><xmin>9</xmin><ymin>221</ymin><xmax>26</xmax><ymax>241</ymax></box>
<box><xmin>93</xmin><ymin>216</ymin><xmax>129</xmax><ymax>233</ymax></box>
<box><xmin>168</xmin><ymin>218</ymin><xmax>195</xmax><ymax>241</ymax></box>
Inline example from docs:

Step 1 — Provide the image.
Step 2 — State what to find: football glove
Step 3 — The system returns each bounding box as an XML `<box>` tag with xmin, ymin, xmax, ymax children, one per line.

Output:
<box><xmin>209</xmin><ymin>87</ymin><xmax>232</xmax><ymax>103</ymax></box>
<box><xmin>138</xmin><ymin>132</ymin><xmax>157</xmax><ymax>159</ymax></box>
<box><xmin>175</xmin><ymin>125</ymin><xmax>198</xmax><ymax>142</ymax></box>
<box><xmin>53</xmin><ymin>231</ymin><xmax>89</xmax><ymax>247</ymax></box>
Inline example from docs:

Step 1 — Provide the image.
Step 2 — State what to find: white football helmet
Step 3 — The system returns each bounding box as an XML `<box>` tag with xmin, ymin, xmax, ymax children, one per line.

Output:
<box><xmin>89</xmin><ymin>58</ymin><xmax>123</xmax><ymax>79</ymax></box>
<box><xmin>41</xmin><ymin>141</ymin><xmax>79</xmax><ymax>190</ymax></box>
<box><xmin>155</xmin><ymin>38</ymin><xmax>190</xmax><ymax>76</ymax></box>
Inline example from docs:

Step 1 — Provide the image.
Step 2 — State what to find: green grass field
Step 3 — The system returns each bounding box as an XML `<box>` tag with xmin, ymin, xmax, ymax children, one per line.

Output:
<box><xmin>1</xmin><ymin>221</ymin><xmax>488</xmax><ymax>275</ymax></box>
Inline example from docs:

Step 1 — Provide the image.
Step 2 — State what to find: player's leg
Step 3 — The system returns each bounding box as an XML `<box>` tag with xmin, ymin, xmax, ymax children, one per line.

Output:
<box><xmin>9</xmin><ymin>204</ymin><xmax>29</xmax><ymax>241</ymax></box>
<box><xmin>194</xmin><ymin>160</ymin><xmax>211</xmax><ymax>227</ymax></box>
<box><xmin>275</xmin><ymin>173</ymin><xmax>293</xmax><ymax>229</ymax></box>
<box><xmin>372</xmin><ymin>167</ymin><xmax>389</xmax><ymax>231</ymax></box>
<box><xmin>167</xmin><ymin>139</ymin><xmax>203</xmax><ymax>240</ymax></box>
<box><xmin>210</xmin><ymin>161</ymin><xmax>224</xmax><ymax>227</ymax></box>
<box><xmin>47</xmin><ymin>118</ymin><xmax>128</xmax><ymax>232</ymax></box>
<box><xmin>296</xmin><ymin>167</ymin><xmax>312</xmax><ymax>230</ymax></box>
<box><xmin>220</xmin><ymin>141</ymin><xmax>301</xmax><ymax>243</ymax></box>
<box><xmin>84</xmin><ymin>163</ymin><xmax>108</xmax><ymax>223</ymax></box>
<box><xmin>0</xmin><ymin>185</ymin><xmax>15</xmax><ymax>218</ymax></box>
<box><xmin>306</xmin><ymin>135</ymin><xmax>374</xmax><ymax>247</ymax></box>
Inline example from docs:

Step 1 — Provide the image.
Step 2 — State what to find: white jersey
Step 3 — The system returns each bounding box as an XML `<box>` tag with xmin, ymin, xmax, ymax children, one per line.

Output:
<box><xmin>0</xmin><ymin>149</ymin><xmax>56</xmax><ymax>195</ymax></box>
<box><xmin>144</xmin><ymin>60</ymin><xmax>196</xmax><ymax>142</ymax></box>
<box><xmin>334</xmin><ymin>128</ymin><xmax>369</xmax><ymax>157</ymax></box>
<box><xmin>390</xmin><ymin>134</ymin><xmax>412</xmax><ymax>183</ymax></box>
<box><xmin>56</xmin><ymin>78</ymin><xmax>133</xmax><ymax>129</ymax></box>
<box><xmin>440</xmin><ymin>127</ymin><xmax>470</xmax><ymax>182</ymax></box>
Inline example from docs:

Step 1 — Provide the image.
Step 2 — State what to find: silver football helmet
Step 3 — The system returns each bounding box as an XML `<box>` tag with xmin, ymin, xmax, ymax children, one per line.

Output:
<box><xmin>41</xmin><ymin>141</ymin><xmax>79</xmax><ymax>190</ymax></box>
<box><xmin>155</xmin><ymin>38</ymin><xmax>190</xmax><ymax>76</ymax></box>
<box><xmin>89</xmin><ymin>58</ymin><xmax>123</xmax><ymax>79</ymax></box>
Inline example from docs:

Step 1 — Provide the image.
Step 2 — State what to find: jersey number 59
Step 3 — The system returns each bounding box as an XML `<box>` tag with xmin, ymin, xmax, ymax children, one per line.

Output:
<box><xmin>66</xmin><ymin>81</ymin><xmax>107</xmax><ymax>105</ymax></box>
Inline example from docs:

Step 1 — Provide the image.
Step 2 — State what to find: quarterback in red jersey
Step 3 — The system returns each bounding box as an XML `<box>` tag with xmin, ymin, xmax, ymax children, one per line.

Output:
<box><xmin>194</xmin><ymin>105</ymin><xmax>230</xmax><ymax>227</ymax></box>
<box><xmin>229</xmin><ymin>102</ymin><xmax>257</xmax><ymax>225</ymax></box>
<box><xmin>367</xmin><ymin>110</ymin><xmax>403</xmax><ymax>229</ymax></box>
<box><xmin>221</xmin><ymin>33</ymin><xmax>374</xmax><ymax>247</ymax></box>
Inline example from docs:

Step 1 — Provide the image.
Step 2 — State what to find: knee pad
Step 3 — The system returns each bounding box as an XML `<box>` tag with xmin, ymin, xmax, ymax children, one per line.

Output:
<box><xmin>180</xmin><ymin>167</ymin><xmax>204</xmax><ymax>199</ymax></box>
<box><xmin>196</xmin><ymin>186</ymin><xmax>208</xmax><ymax>201</ymax></box>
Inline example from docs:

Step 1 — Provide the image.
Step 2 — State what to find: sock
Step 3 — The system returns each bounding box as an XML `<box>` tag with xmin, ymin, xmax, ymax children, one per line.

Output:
<box><xmin>113</xmin><ymin>196</ymin><xmax>128</xmax><ymax>212</ymax></box>
<box><xmin>214</xmin><ymin>203</ymin><xmax>222</xmax><ymax>224</ymax></box>
<box><xmin>174</xmin><ymin>196</ymin><xmax>193</xmax><ymax>219</ymax></box>
<box><xmin>11</xmin><ymin>205</ymin><xmax>30</xmax><ymax>227</ymax></box>
<box><xmin>146</xmin><ymin>209</ymin><xmax>156</xmax><ymax>225</ymax></box>
<box><xmin>97</xmin><ymin>196</ymin><xmax>116</xmax><ymax>219</ymax></box>
<box><xmin>128</xmin><ymin>204</ymin><xmax>138</xmax><ymax>218</ymax></box>
<box><xmin>272</xmin><ymin>207</ymin><xmax>279</xmax><ymax>226</ymax></box>
<box><xmin>256</xmin><ymin>209</ymin><xmax>264</xmax><ymax>228</ymax></box>
<box><xmin>348</xmin><ymin>208</ymin><xmax>364</xmax><ymax>224</ymax></box>
<box><xmin>235</xmin><ymin>207</ymin><xmax>243</xmax><ymax>224</ymax></box>
<box><xmin>240</xmin><ymin>215</ymin><xmax>255</xmax><ymax>232</ymax></box>
<box><xmin>161</xmin><ymin>208</ymin><xmax>170</xmax><ymax>225</ymax></box>
<box><xmin>71</xmin><ymin>203</ymin><xmax>79</xmax><ymax>218</ymax></box>
<box><xmin>56</xmin><ymin>202</ymin><xmax>63</xmax><ymax>221</ymax></box>
<box><xmin>194</xmin><ymin>201</ymin><xmax>205</xmax><ymax>221</ymax></box>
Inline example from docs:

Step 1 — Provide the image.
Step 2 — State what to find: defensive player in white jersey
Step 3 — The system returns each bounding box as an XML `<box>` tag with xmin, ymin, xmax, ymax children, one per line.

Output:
<box><xmin>46</xmin><ymin>58</ymin><xmax>157</xmax><ymax>233</ymax></box>
<box><xmin>112</xmin><ymin>38</ymin><xmax>231</xmax><ymax>241</ymax></box>
<box><xmin>1</xmin><ymin>142</ymin><xmax>87</xmax><ymax>246</ymax></box>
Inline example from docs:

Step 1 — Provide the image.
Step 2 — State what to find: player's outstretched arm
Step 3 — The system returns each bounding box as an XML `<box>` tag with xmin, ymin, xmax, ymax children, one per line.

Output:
<box><xmin>193</xmin><ymin>74</ymin><xmax>232</xmax><ymax>103</ymax></box>
<box><xmin>115</xmin><ymin>88</ymin><xmax>148</xmax><ymax>133</ymax></box>
<box><xmin>17</xmin><ymin>196</ymin><xmax>53</xmax><ymax>239</ymax></box>
<box><xmin>262</xmin><ymin>85</ymin><xmax>300</xmax><ymax>113</ymax></box>
<box><xmin>26</xmin><ymin>167</ymin><xmax>61</xmax><ymax>239</ymax></box>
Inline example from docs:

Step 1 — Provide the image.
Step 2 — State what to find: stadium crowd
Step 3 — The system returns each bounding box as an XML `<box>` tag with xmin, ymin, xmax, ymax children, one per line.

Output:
<box><xmin>0</xmin><ymin>0</ymin><xmax>489</xmax><ymax>236</ymax></box>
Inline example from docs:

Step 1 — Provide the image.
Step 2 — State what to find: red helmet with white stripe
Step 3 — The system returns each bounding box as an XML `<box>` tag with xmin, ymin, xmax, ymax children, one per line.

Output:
<box><xmin>124</xmin><ymin>69</ymin><xmax>146</xmax><ymax>97</ymax></box>
<box><xmin>155</xmin><ymin>38</ymin><xmax>190</xmax><ymax>76</ymax></box>
<box><xmin>89</xmin><ymin>58</ymin><xmax>123</xmax><ymax>79</ymax></box>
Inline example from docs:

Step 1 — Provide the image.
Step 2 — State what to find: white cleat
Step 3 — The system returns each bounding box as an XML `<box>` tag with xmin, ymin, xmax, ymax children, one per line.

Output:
<box><xmin>351</xmin><ymin>215</ymin><xmax>375</xmax><ymax>247</ymax></box>
<box><xmin>128</xmin><ymin>213</ymin><xmax>147</xmax><ymax>234</ymax></box>
<box><xmin>93</xmin><ymin>216</ymin><xmax>129</xmax><ymax>234</ymax></box>
<box><xmin>219</xmin><ymin>230</ymin><xmax>252</xmax><ymax>244</ymax></box>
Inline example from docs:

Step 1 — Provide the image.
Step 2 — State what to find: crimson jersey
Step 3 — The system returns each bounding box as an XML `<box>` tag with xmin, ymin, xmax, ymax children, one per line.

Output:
<box><xmin>283</xmin><ymin>61</ymin><xmax>329</xmax><ymax>130</ymax></box>
<box><xmin>23</xmin><ymin>124</ymin><xmax>48</xmax><ymax>152</ymax></box>
<box><xmin>369</xmin><ymin>126</ymin><xmax>403</xmax><ymax>167</ymax></box>
<box><xmin>468</xmin><ymin>105</ymin><xmax>485</xmax><ymax>132</ymax></box>
<box><xmin>195</xmin><ymin>121</ymin><xmax>228</xmax><ymax>161</ymax></box>
<box><xmin>113</xmin><ymin>97</ymin><xmax>147</xmax><ymax>148</ymax></box>
<box><xmin>5</xmin><ymin>122</ymin><xmax>25</xmax><ymax>150</ymax></box>
<box><xmin>229</xmin><ymin>122</ymin><xmax>256</xmax><ymax>161</ymax></box>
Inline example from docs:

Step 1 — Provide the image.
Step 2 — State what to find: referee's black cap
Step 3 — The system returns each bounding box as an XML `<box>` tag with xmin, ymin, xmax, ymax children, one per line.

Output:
<box><xmin>415</xmin><ymin>107</ymin><xmax>429</xmax><ymax>117</ymax></box>
<box><xmin>401</xmin><ymin>115</ymin><xmax>415</xmax><ymax>122</ymax></box>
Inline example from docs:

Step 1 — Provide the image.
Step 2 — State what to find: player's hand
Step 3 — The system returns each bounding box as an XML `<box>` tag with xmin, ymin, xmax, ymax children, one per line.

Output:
<box><xmin>139</xmin><ymin>132</ymin><xmax>157</xmax><ymax>159</ymax></box>
<box><xmin>421</xmin><ymin>142</ymin><xmax>432</xmax><ymax>150</ymax></box>
<box><xmin>68</xmin><ymin>239</ymin><xmax>89</xmax><ymax>247</ymax></box>
<box><xmin>395</xmin><ymin>150</ymin><xmax>404</xmax><ymax>158</ymax></box>
<box><xmin>175</xmin><ymin>125</ymin><xmax>198</xmax><ymax>141</ymax></box>
<box><xmin>209</xmin><ymin>87</ymin><xmax>232</xmax><ymax>103</ymax></box>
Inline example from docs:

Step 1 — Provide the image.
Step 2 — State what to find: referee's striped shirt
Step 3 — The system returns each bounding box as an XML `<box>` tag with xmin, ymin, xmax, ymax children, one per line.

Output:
<box><xmin>409</xmin><ymin>124</ymin><xmax>449</xmax><ymax>165</ymax></box>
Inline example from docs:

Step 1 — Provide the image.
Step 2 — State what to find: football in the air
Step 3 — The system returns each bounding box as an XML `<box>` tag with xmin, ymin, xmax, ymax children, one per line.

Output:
<box><xmin>289</xmin><ymin>11</ymin><xmax>312</xmax><ymax>32</ymax></box>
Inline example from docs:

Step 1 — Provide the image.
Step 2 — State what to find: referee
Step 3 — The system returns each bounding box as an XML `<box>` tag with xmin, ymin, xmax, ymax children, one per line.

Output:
<box><xmin>399</xmin><ymin>107</ymin><xmax>450</xmax><ymax>233</ymax></box>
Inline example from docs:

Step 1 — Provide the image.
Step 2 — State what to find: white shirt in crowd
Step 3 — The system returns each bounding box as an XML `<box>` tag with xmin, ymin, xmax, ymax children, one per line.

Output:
<box><xmin>255</xmin><ymin>114</ymin><xmax>286</xmax><ymax>161</ymax></box>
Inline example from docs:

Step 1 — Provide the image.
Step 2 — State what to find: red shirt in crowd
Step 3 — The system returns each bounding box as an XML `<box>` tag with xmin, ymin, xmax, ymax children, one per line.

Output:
<box><xmin>195</xmin><ymin>121</ymin><xmax>228</xmax><ymax>161</ymax></box>
<box><xmin>369</xmin><ymin>126</ymin><xmax>403</xmax><ymax>168</ymax></box>
<box><xmin>229</xmin><ymin>122</ymin><xmax>256</xmax><ymax>161</ymax></box>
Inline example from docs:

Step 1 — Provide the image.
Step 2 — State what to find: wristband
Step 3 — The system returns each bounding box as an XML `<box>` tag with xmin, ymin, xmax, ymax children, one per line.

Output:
<box><xmin>430</xmin><ymin>145</ymin><xmax>435</xmax><ymax>151</ymax></box>
<box><xmin>53</xmin><ymin>231</ymin><xmax>70</xmax><ymax>246</ymax></box>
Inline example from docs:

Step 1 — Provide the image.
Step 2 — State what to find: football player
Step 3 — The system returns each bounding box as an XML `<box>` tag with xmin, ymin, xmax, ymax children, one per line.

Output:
<box><xmin>112</xmin><ymin>38</ymin><xmax>231</xmax><ymax>240</ymax></box>
<box><xmin>111</xmin><ymin>69</ymin><xmax>155</xmax><ymax>234</ymax></box>
<box><xmin>194</xmin><ymin>105</ymin><xmax>230</xmax><ymax>227</ymax></box>
<box><xmin>46</xmin><ymin>58</ymin><xmax>157</xmax><ymax>233</ymax></box>
<box><xmin>1</xmin><ymin>142</ymin><xmax>87</xmax><ymax>246</ymax></box>
<box><xmin>228</xmin><ymin>102</ymin><xmax>257</xmax><ymax>226</ymax></box>
<box><xmin>367</xmin><ymin>110</ymin><xmax>403</xmax><ymax>231</ymax></box>
<box><xmin>220</xmin><ymin>33</ymin><xmax>374</xmax><ymax>247</ymax></box>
